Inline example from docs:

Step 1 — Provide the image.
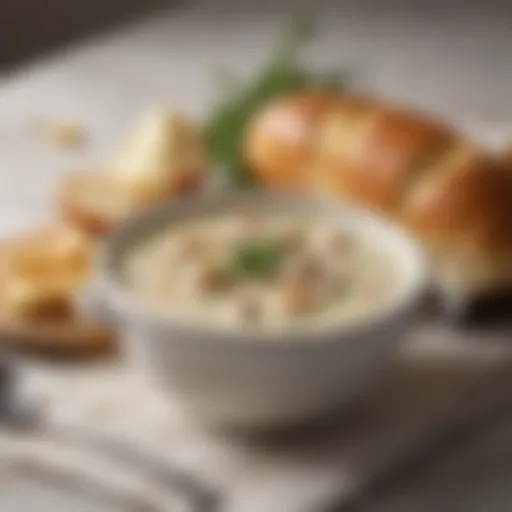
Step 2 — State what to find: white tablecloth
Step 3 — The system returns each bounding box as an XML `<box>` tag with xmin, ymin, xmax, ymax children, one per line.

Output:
<box><xmin>1</xmin><ymin>335</ymin><xmax>512</xmax><ymax>512</ymax></box>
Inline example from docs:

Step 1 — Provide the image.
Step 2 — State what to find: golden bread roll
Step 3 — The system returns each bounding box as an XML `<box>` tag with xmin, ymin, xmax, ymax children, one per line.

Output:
<box><xmin>3</xmin><ymin>224</ymin><xmax>92</xmax><ymax>281</ymax></box>
<box><xmin>0</xmin><ymin>224</ymin><xmax>92</xmax><ymax>319</ymax></box>
<box><xmin>0</xmin><ymin>226</ymin><xmax>115</xmax><ymax>358</ymax></box>
<box><xmin>245</xmin><ymin>92</ymin><xmax>512</xmax><ymax>298</ymax></box>
<box><xmin>1</xmin><ymin>273</ymin><xmax>74</xmax><ymax>319</ymax></box>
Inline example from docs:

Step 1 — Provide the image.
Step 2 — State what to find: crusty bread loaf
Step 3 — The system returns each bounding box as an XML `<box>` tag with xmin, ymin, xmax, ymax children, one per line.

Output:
<box><xmin>245</xmin><ymin>92</ymin><xmax>512</xmax><ymax>298</ymax></box>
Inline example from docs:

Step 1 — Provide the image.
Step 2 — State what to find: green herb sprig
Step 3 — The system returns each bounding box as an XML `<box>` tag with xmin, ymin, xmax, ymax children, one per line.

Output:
<box><xmin>227</xmin><ymin>241</ymin><xmax>286</xmax><ymax>280</ymax></box>
<box><xmin>204</xmin><ymin>13</ymin><xmax>349</xmax><ymax>187</ymax></box>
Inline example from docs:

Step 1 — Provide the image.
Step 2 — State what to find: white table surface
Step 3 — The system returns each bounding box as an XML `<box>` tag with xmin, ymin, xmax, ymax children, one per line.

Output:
<box><xmin>1</xmin><ymin>0</ymin><xmax>511</xmax><ymax>234</ymax></box>
<box><xmin>1</xmin><ymin>1</ymin><xmax>512</xmax><ymax>510</ymax></box>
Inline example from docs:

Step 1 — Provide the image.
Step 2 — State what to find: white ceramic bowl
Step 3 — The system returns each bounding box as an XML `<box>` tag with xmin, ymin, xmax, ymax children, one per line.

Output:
<box><xmin>99</xmin><ymin>192</ymin><xmax>428</xmax><ymax>429</ymax></box>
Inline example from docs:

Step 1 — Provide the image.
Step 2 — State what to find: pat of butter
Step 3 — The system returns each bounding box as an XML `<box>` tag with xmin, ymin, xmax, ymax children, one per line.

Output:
<box><xmin>109</xmin><ymin>109</ymin><xmax>205</xmax><ymax>181</ymax></box>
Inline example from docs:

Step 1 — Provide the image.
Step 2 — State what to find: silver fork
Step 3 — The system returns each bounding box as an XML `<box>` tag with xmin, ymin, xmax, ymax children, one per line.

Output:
<box><xmin>0</xmin><ymin>355</ymin><xmax>220</xmax><ymax>512</ymax></box>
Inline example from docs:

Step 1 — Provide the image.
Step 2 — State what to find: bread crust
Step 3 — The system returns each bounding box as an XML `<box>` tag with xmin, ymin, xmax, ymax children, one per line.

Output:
<box><xmin>245</xmin><ymin>93</ymin><xmax>338</xmax><ymax>191</ymax></box>
<box><xmin>245</xmin><ymin>92</ymin><xmax>512</xmax><ymax>296</ymax></box>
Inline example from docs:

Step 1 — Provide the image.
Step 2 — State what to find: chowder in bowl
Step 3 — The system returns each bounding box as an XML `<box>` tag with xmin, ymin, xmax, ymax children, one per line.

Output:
<box><xmin>123</xmin><ymin>211</ymin><xmax>400</xmax><ymax>330</ymax></box>
<box><xmin>100</xmin><ymin>193</ymin><xmax>427</xmax><ymax>428</ymax></box>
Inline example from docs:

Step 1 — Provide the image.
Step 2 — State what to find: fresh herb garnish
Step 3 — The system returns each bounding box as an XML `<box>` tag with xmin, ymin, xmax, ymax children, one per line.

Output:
<box><xmin>204</xmin><ymin>13</ymin><xmax>349</xmax><ymax>187</ymax></box>
<box><xmin>228</xmin><ymin>241</ymin><xmax>286</xmax><ymax>279</ymax></box>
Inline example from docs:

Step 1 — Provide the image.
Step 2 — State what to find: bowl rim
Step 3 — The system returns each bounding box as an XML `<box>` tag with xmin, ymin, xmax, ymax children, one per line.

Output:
<box><xmin>98</xmin><ymin>190</ymin><xmax>430</xmax><ymax>350</ymax></box>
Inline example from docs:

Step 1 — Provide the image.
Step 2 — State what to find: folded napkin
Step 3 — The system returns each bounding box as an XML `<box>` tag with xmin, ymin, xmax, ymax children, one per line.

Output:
<box><xmin>2</xmin><ymin>324</ymin><xmax>512</xmax><ymax>512</ymax></box>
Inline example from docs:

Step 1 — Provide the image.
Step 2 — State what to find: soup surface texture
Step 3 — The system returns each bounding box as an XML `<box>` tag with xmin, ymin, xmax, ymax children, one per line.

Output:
<box><xmin>122</xmin><ymin>213</ymin><xmax>399</xmax><ymax>331</ymax></box>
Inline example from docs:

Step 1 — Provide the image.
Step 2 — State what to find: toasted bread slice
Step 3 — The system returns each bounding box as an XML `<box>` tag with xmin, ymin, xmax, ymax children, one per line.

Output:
<box><xmin>58</xmin><ymin>170</ymin><xmax>203</xmax><ymax>237</ymax></box>
<box><xmin>58</xmin><ymin>171</ymin><xmax>136</xmax><ymax>237</ymax></box>
<box><xmin>108</xmin><ymin>109</ymin><xmax>207</xmax><ymax>188</ymax></box>
<box><xmin>59</xmin><ymin>110</ymin><xmax>206</xmax><ymax>237</ymax></box>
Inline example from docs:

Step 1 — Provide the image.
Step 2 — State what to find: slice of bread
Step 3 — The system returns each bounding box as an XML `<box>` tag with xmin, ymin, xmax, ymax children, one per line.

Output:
<box><xmin>58</xmin><ymin>110</ymin><xmax>207</xmax><ymax>238</ymax></box>
<box><xmin>58</xmin><ymin>168</ymin><xmax>203</xmax><ymax>238</ymax></box>
<box><xmin>58</xmin><ymin>171</ymin><xmax>137</xmax><ymax>237</ymax></box>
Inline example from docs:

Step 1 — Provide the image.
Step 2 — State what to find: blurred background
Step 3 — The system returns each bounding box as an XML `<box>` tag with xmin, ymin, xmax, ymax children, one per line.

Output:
<box><xmin>0</xmin><ymin>0</ymin><xmax>169</xmax><ymax>71</ymax></box>
<box><xmin>2</xmin><ymin>0</ymin><xmax>511</xmax><ymax>233</ymax></box>
<box><xmin>1</xmin><ymin>0</ymin><xmax>511</xmax><ymax>121</ymax></box>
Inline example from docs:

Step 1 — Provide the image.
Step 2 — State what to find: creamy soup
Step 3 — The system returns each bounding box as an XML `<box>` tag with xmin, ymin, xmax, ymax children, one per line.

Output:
<box><xmin>122</xmin><ymin>213</ymin><xmax>400</xmax><ymax>330</ymax></box>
